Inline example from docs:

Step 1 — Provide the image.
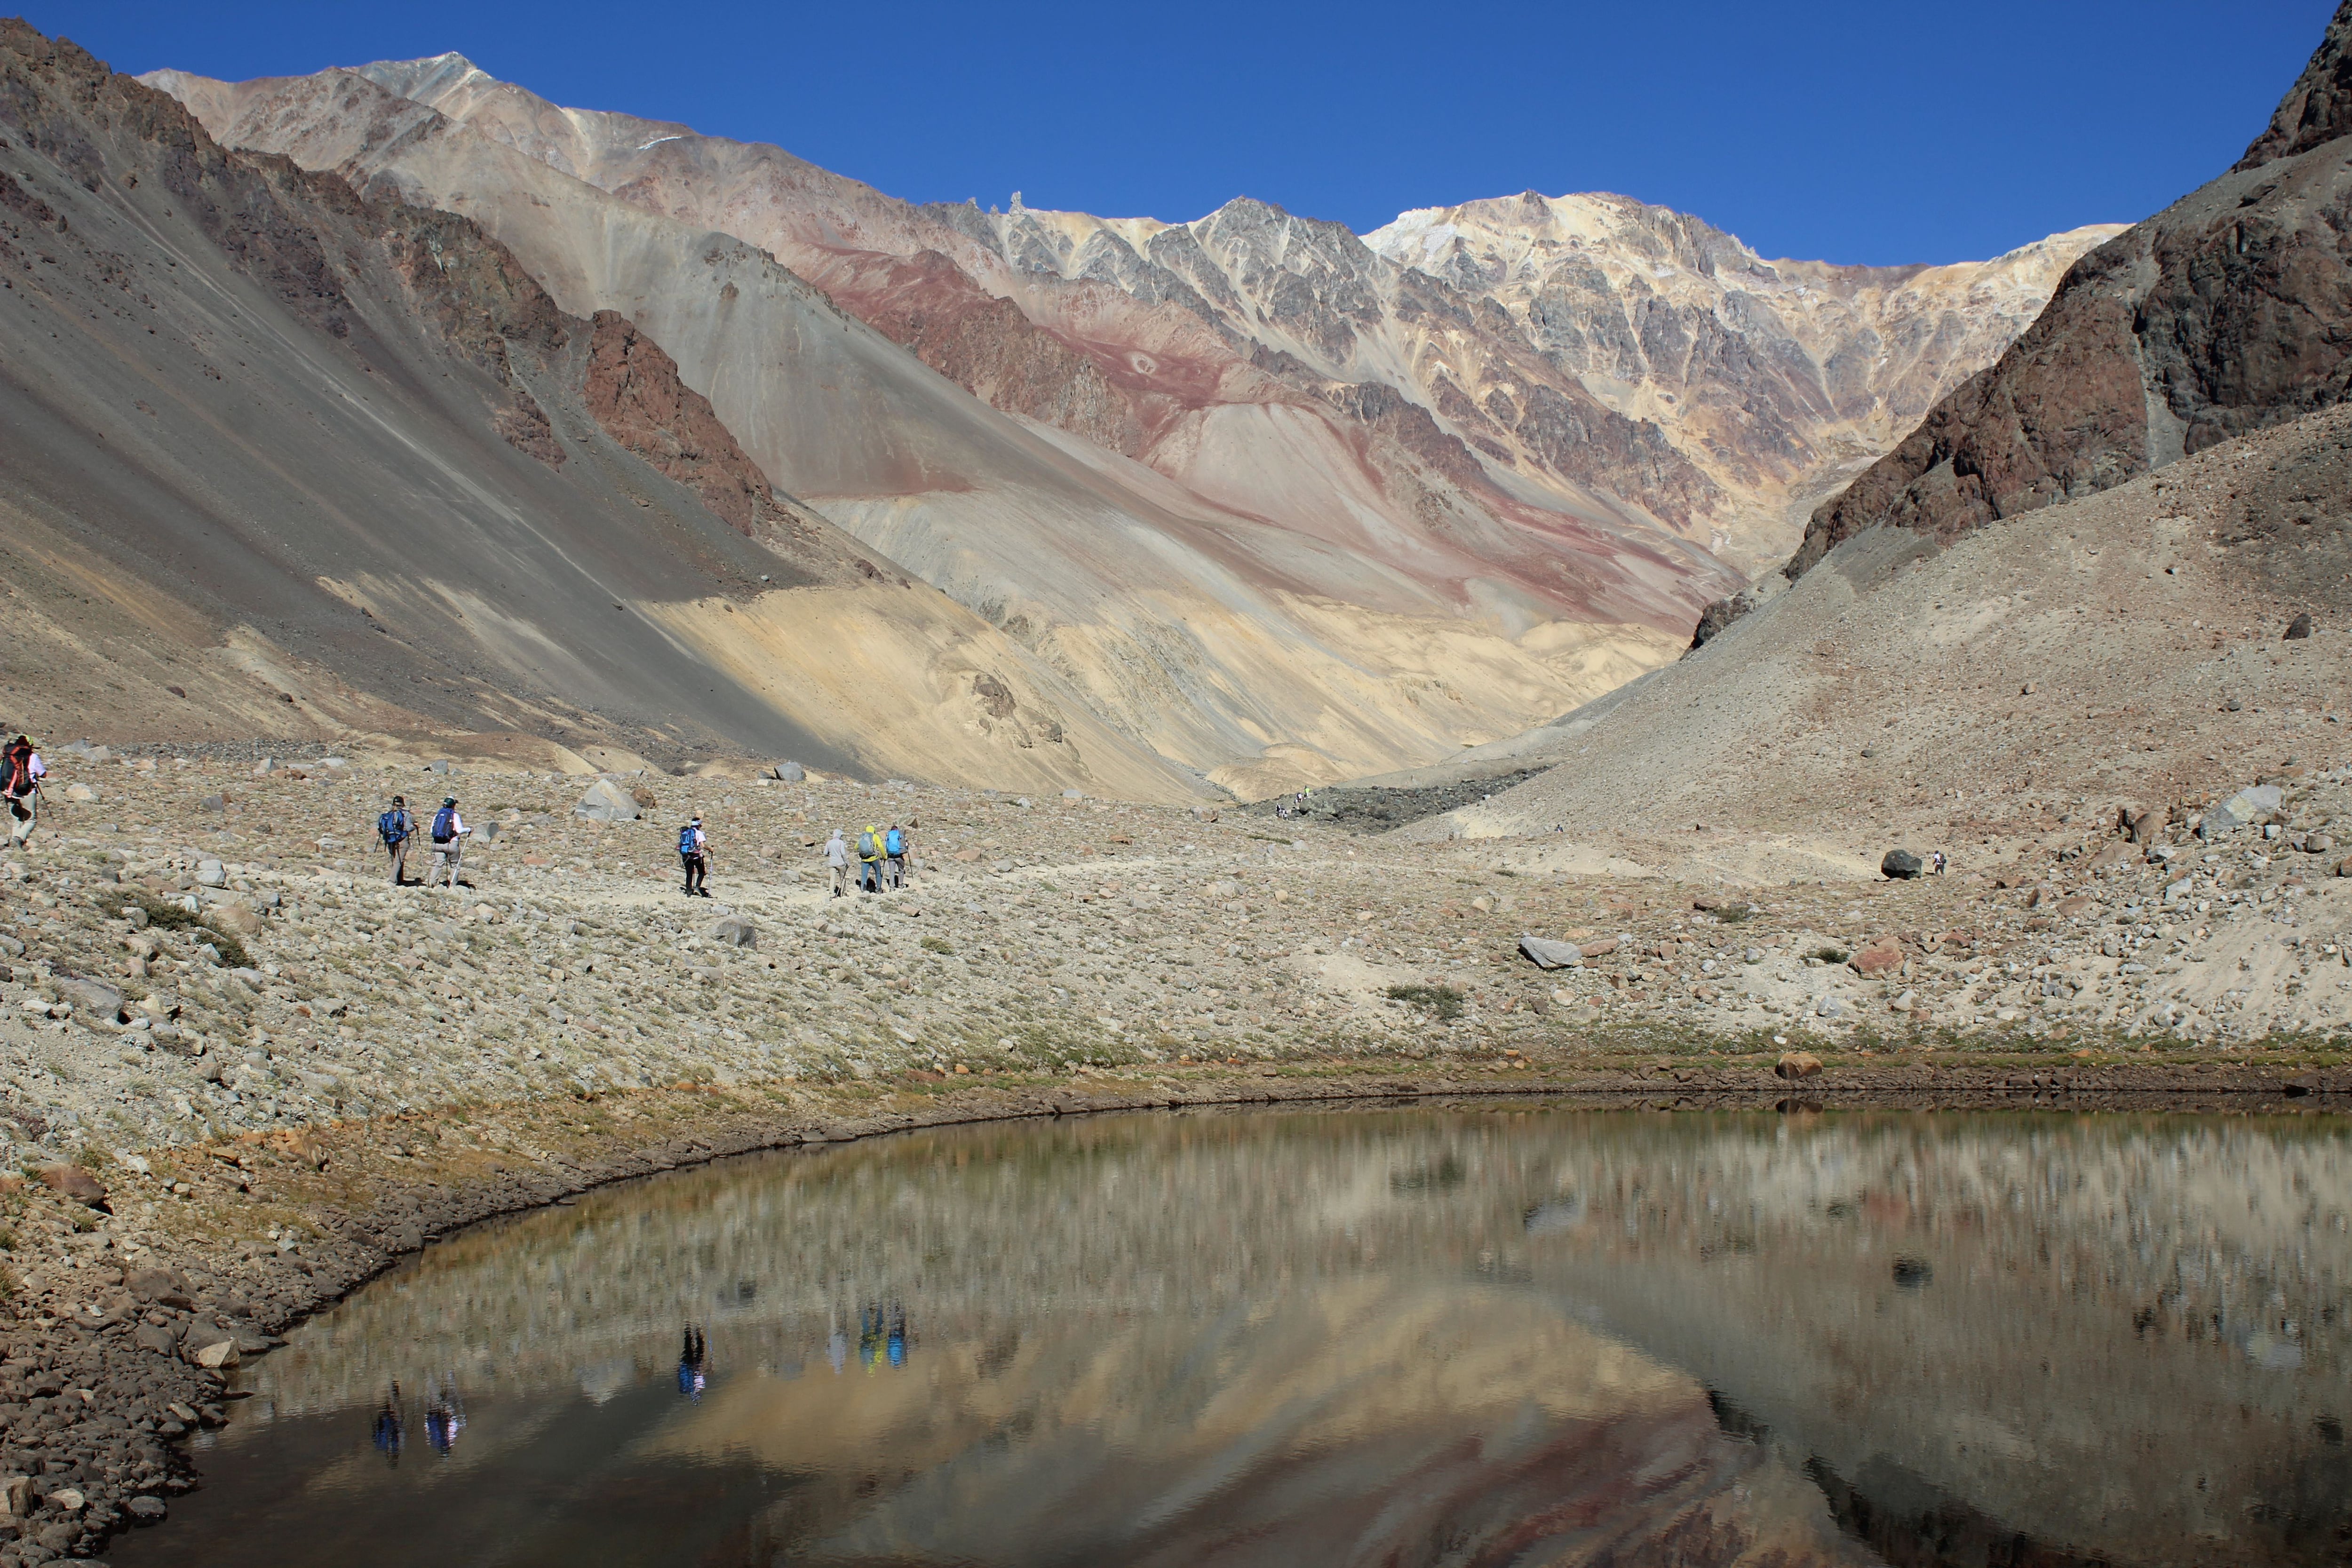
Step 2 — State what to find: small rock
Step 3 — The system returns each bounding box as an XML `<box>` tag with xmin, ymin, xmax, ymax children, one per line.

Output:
<box><xmin>1581</xmin><ymin>937</ymin><xmax>1621</xmax><ymax>957</ymax></box>
<box><xmin>125</xmin><ymin>1266</ymin><xmax>192</xmax><ymax>1308</ymax></box>
<box><xmin>1775</xmin><ymin>1051</ymin><xmax>1823</xmax><ymax>1080</ymax></box>
<box><xmin>195</xmin><ymin>859</ymin><xmax>227</xmax><ymax>888</ymax></box>
<box><xmin>2201</xmin><ymin>783</ymin><xmax>2283</xmax><ymax>838</ymax></box>
<box><xmin>45</xmin><ymin>1488</ymin><xmax>81</xmax><ymax>1512</ymax></box>
<box><xmin>1815</xmin><ymin>995</ymin><xmax>1846</xmax><ymax>1019</ymax></box>
<box><xmin>0</xmin><ymin>1476</ymin><xmax>30</xmax><ymax>1515</ymax></box>
<box><xmin>1061</xmin><ymin>788</ymin><xmax>1084</xmax><ymax>800</ymax></box>
<box><xmin>1891</xmin><ymin>989</ymin><xmax>1918</xmax><ymax>1012</ymax></box>
<box><xmin>198</xmin><ymin>793</ymin><xmax>226</xmax><ymax>814</ymax></box>
<box><xmin>2287</xmin><ymin>613</ymin><xmax>2314</xmax><ymax>639</ymax></box>
<box><xmin>2305</xmin><ymin>833</ymin><xmax>2335</xmax><ymax>853</ymax></box>
<box><xmin>1518</xmin><ymin>936</ymin><xmax>1584</xmax><ymax>970</ymax></box>
<box><xmin>126</xmin><ymin>1494</ymin><xmax>167</xmax><ymax>1523</ymax></box>
<box><xmin>35</xmin><ymin>1165</ymin><xmax>106</xmax><ymax>1209</ymax></box>
<box><xmin>1189</xmin><ymin>804</ymin><xmax>1219</xmax><ymax>822</ymax></box>
<box><xmin>60</xmin><ymin>782</ymin><xmax>95</xmax><ymax>803</ymax></box>
<box><xmin>708</xmin><ymin>915</ymin><xmax>757</xmax><ymax>949</ymax></box>
<box><xmin>1881</xmin><ymin>849</ymin><xmax>1923</xmax><ymax>880</ymax></box>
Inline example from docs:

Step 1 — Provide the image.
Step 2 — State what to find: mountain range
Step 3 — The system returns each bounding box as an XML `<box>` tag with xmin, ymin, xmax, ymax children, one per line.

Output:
<box><xmin>0</xmin><ymin>17</ymin><xmax>2107</xmax><ymax>794</ymax></box>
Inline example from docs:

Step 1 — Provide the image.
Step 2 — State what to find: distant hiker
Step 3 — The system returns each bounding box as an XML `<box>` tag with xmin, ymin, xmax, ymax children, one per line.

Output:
<box><xmin>857</xmin><ymin>822</ymin><xmax>884</xmax><ymax>893</ymax></box>
<box><xmin>1931</xmin><ymin>850</ymin><xmax>1949</xmax><ymax>876</ymax></box>
<box><xmin>825</xmin><ymin>828</ymin><xmax>850</xmax><ymax>898</ymax></box>
<box><xmin>378</xmin><ymin>794</ymin><xmax>415</xmax><ymax>885</ymax></box>
<box><xmin>1</xmin><ymin>736</ymin><xmax>41</xmax><ymax>845</ymax></box>
<box><xmin>428</xmin><ymin>796</ymin><xmax>470</xmax><ymax>887</ymax></box>
<box><xmin>680</xmin><ymin>816</ymin><xmax>710</xmax><ymax>898</ymax></box>
<box><xmin>678</xmin><ymin>1322</ymin><xmax>709</xmax><ymax>1401</ymax></box>
<box><xmin>885</xmin><ymin>822</ymin><xmax>907</xmax><ymax>891</ymax></box>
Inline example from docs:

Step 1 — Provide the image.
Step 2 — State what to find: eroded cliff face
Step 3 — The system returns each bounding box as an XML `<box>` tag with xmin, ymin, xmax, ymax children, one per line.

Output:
<box><xmin>1792</xmin><ymin>0</ymin><xmax>2352</xmax><ymax>580</ymax></box>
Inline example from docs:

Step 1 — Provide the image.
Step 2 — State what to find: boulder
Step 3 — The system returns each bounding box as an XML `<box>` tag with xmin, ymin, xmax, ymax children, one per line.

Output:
<box><xmin>774</xmin><ymin>761</ymin><xmax>805</xmax><ymax>782</ymax></box>
<box><xmin>1881</xmin><ymin>849</ymin><xmax>1923</xmax><ymax>879</ymax></box>
<box><xmin>708</xmin><ymin>915</ymin><xmax>757</xmax><ymax>949</ymax></box>
<box><xmin>124</xmin><ymin>1266</ymin><xmax>193</xmax><ymax>1309</ymax></box>
<box><xmin>126</xmin><ymin>1495</ymin><xmax>167</xmax><ymax>1523</ymax></box>
<box><xmin>2287</xmin><ymin>612</ymin><xmax>2314</xmax><ymax>639</ymax></box>
<box><xmin>574</xmin><ymin>779</ymin><xmax>641</xmax><ymax>823</ymax></box>
<box><xmin>195</xmin><ymin>858</ymin><xmax>227</xmax><ymax>887</ymax></box>
<box><xmin>207</xmin><ymin>903</ymin><xmax>262</xmax><ymax>937</ymax></box>
<box><xmin>60</xmin><ymin>782</ymin><xmax>95</xmax><ymax>803</ymax></box>
<box><xmin>2202</xmin><ymin>783</ymin><xmax>2284</xmax><ymax>837</ymax></box>
<box><xmin>1775</xmin><ymin>1051</ymin><xmax>1823</xmax><ymax>1080</ymax></box>
<box><xmin>52</xmin><ymin>978</ymin><xmax>122</xmax><ymax>1023</ymax></box>
<box><xmin>1849</xmin><ymin>941</ymin><xmax>1905</xmax><ymax>977</ymax></box>
<box><xmin>1518</xmin><ymin>935</ymin><xmax>1584</xmax><ymax>970</ymax></box>
<box><xmin>35</xmin><ymin>1164</ymin><xmax>106</xmax><ymax>1209</ymax></box>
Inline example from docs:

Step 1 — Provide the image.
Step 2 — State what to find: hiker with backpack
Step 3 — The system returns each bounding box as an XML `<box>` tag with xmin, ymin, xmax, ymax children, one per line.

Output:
<box><xmin>825</xmin><ymin>828</ymin><xmax>850</xmax><ymax>898</ymax></box>
<box><xmin>679</xmin><ymin>816</ymin><xmax>710</xmax><ymax>898</ymax></box>
<box><xmin>857</xmin><ymin>823</ymin><xmax>884</xmax><ymax>894</ymax></box>
<box><xmin>884</xmin><ymin>823</ymin><xmax>908</xmax><ymax>890</ymax></box>
<box><xmin>427</xmin><ymin>796</ymin><xmax>470</xmax><ymax>887</ymax></box>
<box><xmin>1</xmin><ymin>736</ymin><xmax>42</xmax><ymax>846</ymax></box>
<box><xmin>378</xmin><ymin>795</ymin><xmax>416</xmax><ymax>885</ymax></box>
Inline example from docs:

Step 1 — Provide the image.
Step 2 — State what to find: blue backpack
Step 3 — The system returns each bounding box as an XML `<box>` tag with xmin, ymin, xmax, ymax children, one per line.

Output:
<box><xmin>377</xmin><ymin>809</ymin><xmax>408</xmax><ymax>845</ymax></box>
<box><xmin>431</xmin><ymin>806</ymin><xmax>456</xmax><ymax>843</ymax></box>
<box><xmin>885</xmin><ymin>828</ymin><xmax>904</xmax><ymax>855</ymax></box>
<box><xmin>679</xmin><ymin>825</ymin><xmax>699</xmax><ymax>857</ymax></box>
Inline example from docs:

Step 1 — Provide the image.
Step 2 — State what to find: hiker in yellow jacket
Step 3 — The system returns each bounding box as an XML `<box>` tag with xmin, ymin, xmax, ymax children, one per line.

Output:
<box><xmin>857</xmin><ymin>823</ymin><xmax>884</xmax><ymax>894</ymax></box>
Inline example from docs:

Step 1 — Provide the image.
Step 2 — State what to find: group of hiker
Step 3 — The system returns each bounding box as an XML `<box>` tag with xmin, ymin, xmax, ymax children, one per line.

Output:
<box><xmin>825</xmin><ymin>821</ymin><xmax>914</xmax><ymax>897</ymax></box>
<box><xmin>375</xmin><ymin>789</ymin><xmax>917</xmax><ymax>900</ymax></box>
<box><xmin>375</xmin><ymin>794</ymin><xmax>471</xmax><ymax>887</ymax></box>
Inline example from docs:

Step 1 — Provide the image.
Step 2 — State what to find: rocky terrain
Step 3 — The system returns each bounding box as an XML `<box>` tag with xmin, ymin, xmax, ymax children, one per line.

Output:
<box><xmin>0</xmin><ymin>727</ymin><xmax>2324</xmax><ymax>1558</ymax></box>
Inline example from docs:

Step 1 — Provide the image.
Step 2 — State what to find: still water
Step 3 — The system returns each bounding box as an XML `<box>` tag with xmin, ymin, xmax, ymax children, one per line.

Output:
<box><xmin>113</xmin><ymin>1106</ymin><xmax>2352</xmax><ymax>1567</ymax></box>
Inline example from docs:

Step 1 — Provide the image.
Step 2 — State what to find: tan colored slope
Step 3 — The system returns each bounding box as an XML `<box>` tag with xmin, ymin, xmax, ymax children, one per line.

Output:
<box><xmin>1411</xmin><ymin>404</ymin><xmax>2352</xmax><ymax>857</ymax></box>
<box><xmin>148</xmin><ymin>65</ymin><xmax>1730</xmax><ymax>798</ymax></box>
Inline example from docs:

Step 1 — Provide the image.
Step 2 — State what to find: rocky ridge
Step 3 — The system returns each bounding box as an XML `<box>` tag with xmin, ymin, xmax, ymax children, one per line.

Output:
<box><xmin>1792</xmin><ymin>0</ymin><xmax>2352</xmax><ymax>579</ymax></box>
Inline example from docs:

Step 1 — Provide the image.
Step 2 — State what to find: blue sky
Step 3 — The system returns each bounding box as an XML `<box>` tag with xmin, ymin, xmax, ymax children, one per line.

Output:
<box><xmin>37</xmin><ymin>0</ymin><xmax>2339</xmax><ymax>265</ymax></box>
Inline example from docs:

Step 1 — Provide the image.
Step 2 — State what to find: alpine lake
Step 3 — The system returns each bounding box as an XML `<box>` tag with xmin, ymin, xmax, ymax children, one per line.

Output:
<box><xmin>108</xmin><ymin>1102</ymin><xmax>2352</xmax><ymax>1567</ymax></box>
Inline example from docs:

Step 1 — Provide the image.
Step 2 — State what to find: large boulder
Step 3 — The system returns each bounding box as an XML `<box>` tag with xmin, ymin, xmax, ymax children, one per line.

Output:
<box><xmin>1881</xmin><ymin>849</ymin><xmax>1923</xmax><ymax>880</ymax></box>
<box><xmin>52</xmin><ymin>978</ymin><xmax>122</xmax><ymax>1023</ymax></box>
<box><xmin>574</xmin><ymin>778</ymin><xmax>641</xmax><ymax>823</ymax></box>
<box><xmin>773</xmin><ymin>761</ymin><xmax>805</xmax><ymax>782</ymax></box>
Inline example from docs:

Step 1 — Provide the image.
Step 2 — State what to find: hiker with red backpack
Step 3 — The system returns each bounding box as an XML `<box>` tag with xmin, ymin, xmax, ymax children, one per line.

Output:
<box><xmin>427</xmin><ymin>796</ymin><xmax>469</xmax><ymax>887</ymax></box>
<box><xmin>378</xmin><ymin>794</ymin><xmax>415</xmax><ymax>885</ymax></box>
<box><xmin>2</xmin><ymin>736</ymin><xmax>43</xmax><ymax>845</ymax></box>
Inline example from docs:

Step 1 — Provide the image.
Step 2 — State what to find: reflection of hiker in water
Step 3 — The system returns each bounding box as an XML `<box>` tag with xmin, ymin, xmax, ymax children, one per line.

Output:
<box><xmin>828</xmin><ymin>1304</ymin><xmax>848</xmax><ymax>1376</ymax></box>
<box><xmin>424</xmin><ymin>1376</ymin><xmax>466</xmax><ymax>1456</ymax></box>
<box><xmin>372</xmin><ymin>1382</ymin><xmax>404</xmax><ymax>1465</ymax></box>
<box><xmin>678</xmin><ymin>1322</ymin><xmax>709</xmax><ymax>1400</ymax></box>
<box><xmin>858</xmin><ymin>1303</ymin><xmax>911</xmax><ymax>1372</ymax></box>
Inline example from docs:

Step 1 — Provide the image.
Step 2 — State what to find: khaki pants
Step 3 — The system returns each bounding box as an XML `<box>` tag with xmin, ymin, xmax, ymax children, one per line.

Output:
<box><xmin>429</xmin><ymin>840</ymin><xmax>464</xmax><ymax>886</ymax></box>
<box><xmin>387</xmin><ymin>838</ymin><xmax>410</xmax><ymax>883</ymax></box>
<box><xmin>830</xmin><ymin>864</ymin><xmax>849</xmax><ymax>897</ymax></box>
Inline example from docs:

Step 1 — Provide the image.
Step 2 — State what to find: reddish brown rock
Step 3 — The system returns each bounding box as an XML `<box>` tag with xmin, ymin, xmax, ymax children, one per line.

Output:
<box><xmin>1792</xmin><ymin>1</ymin><xmax>2352</xmax><ymax>579</ymax></box>
<box><xmin>1775</xmin><ymin>1051</ymin><xmax>1823</xmax><ymax>1081</ymax></box>
<box><xmin>1850</xmin><ymin>942</ymin><xmax>1905</xmax><ymax>977</ymax></box>
<box><xmin>35</xmin><ymin>1165</ymin><xmax>105</xmax><ymax>1209</ymax></box>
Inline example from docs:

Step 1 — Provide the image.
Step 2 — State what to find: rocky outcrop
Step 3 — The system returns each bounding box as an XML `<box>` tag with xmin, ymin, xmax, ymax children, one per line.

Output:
<box><xmin>1793</xmin><ymin>0</ymin><xmax>2352</xmax><ymax>578</ymax></box>
<box><xmin>581</xmin><ymin>310</ymin><xmax>794</xmax><ymax>539</ymax></box>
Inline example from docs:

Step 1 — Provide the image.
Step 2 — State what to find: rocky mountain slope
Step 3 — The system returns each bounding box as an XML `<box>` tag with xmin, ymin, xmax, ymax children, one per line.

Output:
<box><xmin>148</xmin><ymin>63</ymin><xmax>1737</xmax><ymax>801</ymax></box>
<box><xmin>1793</xmin><ymin>0</ymin><xmax>2352</xmax><ymax>579</ymax></box>
<box><xmin>0</xmin><ymin>22</ymin><xmax>1192</xmax><ymax>801</ymax></box>
<box><xmin>1365</xmin><ymin>196</ymin><xmax>2121</xmax><ymax>567</ymax></box>
<box><xmin>145</xmin><ymin>56</ymin><xmax>2100</xmax><ymax>798</ymax></box>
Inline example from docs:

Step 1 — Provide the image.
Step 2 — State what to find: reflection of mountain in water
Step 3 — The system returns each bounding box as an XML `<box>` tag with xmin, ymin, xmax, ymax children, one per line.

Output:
<box><xmin>220</xmin><ymin>1111</ymin><xmax>2352</xmax><ymax>1567</ymax></box>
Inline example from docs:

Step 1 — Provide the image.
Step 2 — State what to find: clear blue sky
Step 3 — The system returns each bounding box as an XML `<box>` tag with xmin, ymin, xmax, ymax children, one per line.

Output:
<box><xmin>34</xmin><ymin>0</ymin><xmax>2341</xmax><ymax>264</ymax></box>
